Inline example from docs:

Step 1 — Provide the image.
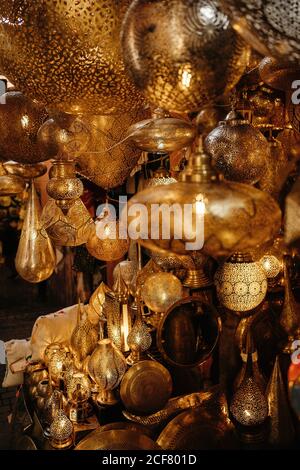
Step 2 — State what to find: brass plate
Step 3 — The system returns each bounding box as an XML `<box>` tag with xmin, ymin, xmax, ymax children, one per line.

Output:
<box><xmin>156</xmin><ymin>296</ymin><xmax>220</xmax><ymax>368</ymax></box>
<box><xmin>75</xmin><ymin>429</ymin><xmax>160</xmax><ymax>450</ymax></box>
<box><xmin>120</xmin><ymin>360</ymin><xmax>172</xmax><ymax>415</ymax></box>
<box><xmin>15</xmin><ymin>435</ymin><xmax>37</xmax><ymax>450</ymax></box>
<box><xmin>157</xmin><ymin>407</ymin><xmax>236</xmax><ymax>450</ymax></box>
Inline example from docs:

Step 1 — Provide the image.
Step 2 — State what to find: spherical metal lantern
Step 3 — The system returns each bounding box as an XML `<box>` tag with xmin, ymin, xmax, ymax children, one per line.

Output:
<box><xmin>113</xmin><ymin>261</ymin><xmax>136</xmax><ymax>287</ymax></box>
<box><xmin>141</xmin><ymin>272</ymin><xmax>183</xmax><ymax>313</ymax></box>
<box><xmin>205</xmin><ymin>111</ymin><xmax>270</xmax><ymax>184</ymax></box>
<box><xmin>49</xmin><ymin>410</ymin><xmax>73</xmax><ymax>450</ymax></box>
<box><xmin>221</xmin><ymin>0</ymin><xmax>300</xmax><ymax>65</ymax></box>
<box><xmin>0</xmin><ymin>1</ymin><xmax>145</xmax><ymax>114</ymax></box>
<box><xmin>0</xmin><ymin>91</ymin><xmax>48</xmax><ymax>163</ymax></box>
<box><xmin>121</xmin><ymin>0</ymin><xmax>250</xmax><ymax>113</ymax></box>
<box><xmin>86</xmin><ymin>219</ymin><xmax>129</xmax><ymax>262</ymax></box>
<box><xmin>214</xmin><ymin>254</ymin><xmax>268</xmax><ymax>312</ymax></box>
<box><xmin>259</xmin><ymin>255</ymin><xmax>282</xmax><ymax>279</ymax></box>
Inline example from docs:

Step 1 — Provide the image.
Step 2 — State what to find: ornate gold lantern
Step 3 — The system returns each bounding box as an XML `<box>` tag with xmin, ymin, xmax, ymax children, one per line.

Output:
<box><xmin>126</xmin><ymin>109</ymin><xmax>196</xmax><ymax>153</ymax></box>
<box><xmin>205</xmin><ymin>110</ymin><xmax>270</xmax><ymax>184</ymax></box>
<box><xmin>221</xmin><ymin>1</ymin><xmax>300</xmax><ymax>65</ymax></box>
<box><xmin>121</xmin><ymin>0</ymin><xmax>250</xmax><ymax>113</ymax></box>
<box><xmin>15</xmin><ymin>182</ymin><xmax>56</xmax><ymax>283</ymax></box>
<box><xmin>49</xmin><ymin>410</ymin><xmax>74</xmax><ymax>450</ymax></box>
<box><xmin>48</xmin><ymin>349</ymin><xmax>68</xmax><ymax>385</ymax></box>
<box><xmin>41</xmin><ymin>198</ymin><xmax>94</xmax><ymax>247</ymax></box>
<box><xmin>70</xmin><ymin>303</ymin><xmax>99</xmax><ymax>368</ymax></box>
<box><xmin>113</xmin><ymin>261</ymin><xmax>136</xmax><ymax>288</ymax></box>
<box><xmin>47</xmin><ymin>161</ymin><xmax>84</xmax><ymax>213</ymax></box>
<box><xmin>214</xmin><ymin>253</ymin><xmax>268</xmax><ymax>313</ymax></box>
<box><xmin>127</xmin><ymin>300</ymin><xmax>152</xmax><ymax>365</ymax></box>
<box><xmin>0</xmin><ymin>1</ymin><xmax>145</xmax><ymax>114</ymax></box>
<box><xmin>128</xmin><ymin>139</ymin><xmax>281</xmax><ymax>260</ymax></box>
<box><xmin>86</xmin><ymin>209</ymin><xmax>129</xmax><ymax>262</ymax></box>
<box><xmin>141</xmin><ymin>272</ymin><xmax>183</xmax><ymax>313</ymax></box>
<box><xmin>88</xmin><ymin>339</ymin><xmax>127</xmax><ymax>406</ymax></box>
<box><xmin>0</xmin><ymin>91</ymin><xmax>48</xmax><ymax>163</ymax></box>
<box><xmin>230</xmin><ymin>377</ymin><xmax>268</xmax><ymax>426</ymax></box>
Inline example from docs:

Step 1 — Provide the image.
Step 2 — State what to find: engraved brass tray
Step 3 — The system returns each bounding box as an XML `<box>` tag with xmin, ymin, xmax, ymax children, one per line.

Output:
<box><xmin>75</xmin><ymin>429</ymin><xmax>160</xmax><ymax>450</ymax></box>
<box><xmin>120</xmin><ymin>360</ymin><xmax>172</xmax><ymax>415</ymax></box>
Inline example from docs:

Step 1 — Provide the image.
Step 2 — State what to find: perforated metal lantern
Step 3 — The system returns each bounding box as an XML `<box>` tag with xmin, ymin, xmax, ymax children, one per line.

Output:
<box><xmin>205</xmin><ymin>111</ymin><xmax>270</xmax><ymax>185</ymax></box>
<box><xmin>214</xmin><ymin>253</ymin><xmax>268</xmax><ymax>313</ymax></box>
<box><xmin>141</xmin><ymin>272</ymin><xmax>183</xmax><ymax>313</ymax></box>
<box><xmin>121</xmin><ymin>0</ymin><xmax>250</xmax><ymax>113</ymax></box>
<box><xmin>0</xmin><ymin>91</ymin><xmax>48</xmax><ymax>163</ymax></box>
<box><xmin>0</xmin><ymin>1</ymin><xmax>145</xmax><ymax>114</ymax></box>
<box><xmin>221</xmin><ymin>0</ymin><xmax>300</xmax><ymax>65</ymax></box>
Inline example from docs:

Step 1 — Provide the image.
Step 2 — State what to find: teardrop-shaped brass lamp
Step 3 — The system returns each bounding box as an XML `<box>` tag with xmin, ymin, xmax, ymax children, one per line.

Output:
<box><xmin>15</xmin><ymin>182</ymin><xmax>56</xmax><ymax>283</ymax></box>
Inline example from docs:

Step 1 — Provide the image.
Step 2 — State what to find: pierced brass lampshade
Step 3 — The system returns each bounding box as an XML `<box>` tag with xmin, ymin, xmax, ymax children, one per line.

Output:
<box><xmin>205</xmin><ymin>110</ymin><xmax>270</xmax><ymax>184</ymax></box>
<box><xmin>41</xmin><ymin>198</ymin><xmax>94</xmax><ymax>247</ymax></box>
<box><xmin>70</xmin><ymin>303</ymin><xmax>99</xmax><ymax>367</ymax></box>
<box><xmin>88</xmin><ymin>339</ymin><xmax>127</xmax><ymax>406</ymax></box>
<box><xmin>127</xmin><ymin>300</ymin><xmax>152</xmax><ymax>365</ymax></box>
<box><xmin>127</xmin><ymin>140</ymin><xmax>281</xmax><ymax>260</ymax></box>
<box><xmin>0</xmin><ymin>91</ymin><xmax>48</xmax><ymax>164</ymax></box>
<box><xmin>67</xmin><ymin>372</ymin><xmax>91</xmax><ymax>403</ymax></box>
<box><xmin>48</xmin><ymin>349</ymin><xmax>68</xmax><ymax>385</ymax></box>
<box><xmin>214</xmin><ymin>253</ymin><xmax>268</xmax><ymax>313</ymax></box>
<box><xmin>15</xmin><ymin>182</ymin><xmax>56</xmax><ymax>283</ymax></box>
<box><xmin>113</xmin><ymin>261</ymin><xmax>136</xmax><ymax>288</ymax></box>
<box><xmin>49</xmin><ymin>410</ymin><xmax>74</xmax><ymax>450</ymax></box>
<box><xmin>126</xmin><ymin>111</ymin><xmax>196</xmax><ymax>153</ymax></box>
<box><xmin>230</xmin><ymin>377</ymin><xmax>268</xmax><ymax>427</ymax></box>
<box><xmin>121</xmin><ymin>0</ymin><xmax>249</xmax><ymax>113</ymax></box>
<box><xmin>141</xmin><ymin>272</ymin><xmax>183</xmax><ymax>313</ymax></box>
<box><xmin>47</xmin><ymin>161</ymin><xmax>84</xmax><ymax>213</ymax></box>
<box><xmin>86</xmin><ymin>217</ymin><xmax>129</xmax><ymax>262</ymax></box>
<box><xmin>221</xmin><ymin>0</ymin><xmax>300</xmax><ymax>65</ymax></box>
<box><xmin>144</xmin><ymin>167</ymin><xmax>177</xmax><ymax>188</ymax></box>
<box><xmin>0</xmin><ymin>1</ymin><xmax>145</xmax><ymax>114</ymax></box>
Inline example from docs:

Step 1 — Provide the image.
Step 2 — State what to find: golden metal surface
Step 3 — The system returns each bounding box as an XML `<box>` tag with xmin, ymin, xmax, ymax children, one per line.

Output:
<box><xmin>47</xmin><ymin>161</ymin><xmax>83</xmax><ymax>212</ymax></box>
<box><xmin>88</xmin><ymin>339</ymin><xmax>127</xmax><ymax>405</ymax></box>
<box><xmin>120</xmin><ymin>360</ymin><xmax>172</xmax><ymax>415</ymax></box>
<box><xmin>121</xmin><ymin>0</ymin><xmax>249</xmax><ymax>113</ymax></box>
<box><xmin>70</xmin><ymin>303</ymin><xmax>98</xmax><ymax>366</ymax></box>
<box><xmin>258</xmin><ymin>57</ymin><xmax>300</xmax><ymax>91</ymax></box>
<box><xmin>214</xmin><ymin>254</ymin><xmax>268</xmax><ymax>313</ymax></box>
<box><xmin>128</xmin><ymin>144</ymin><xmax>281</xmax><ymax>259</ymax></box>
<box><xmin>141</xmin><ymin>272</ymin><xmax>183</xmax><ymax>313</ymax></box>
<box><xmin>157</xmin><ymin>391</ymin><xmax>235</xmax><ymax>450</ymax></box>
<box><xmin>75</xmin><ymin>429</ymin><xmax>160</xmax><ymax>450</ymax></box>
<box><xmin>205</xmin><ymin>110</ymin><xmax>270</xmax><ymax>184</ymax></box>
<box><xmin>156</xmin><ymin>296</ymin><xmax>220</xmax><ymax>368</ymax></box>
<box><xmin>0</xmin><ymin>91</ymin><xmax>48</xmax><ymax>163</ymax></box>
<box><xmin>15</xmin><ymin>182</ymin><xmax>56</xmax><ymax>283</ymax></box>
<box><xmin>4</xmin><ymin>162</ymin><xmax>47</xmax><ymax>180</ymax></box>
<box><xmin>266</xmin><ymin>356</ymin><xmax>295</xmax><ymax>447</ymax></box>
<box><xmin>0</xmin><ymin>174</ymin><xmax>25</xmax><ymax>196</ymax></box>
<box><xmin>221</xmin><ymin>1</ymin><xmax>300</xmax><ymax>65</ymax></box>
<box><xmin>0</xmin><ymin>1</ymin><xmax>145</xmax><ymax>114</ymax></box>
<box><xmin>41</xmin><ymin>198</ymin><xmax>94</xmax><ymax>247</ymax></box>
<box><xmin>230</xmin><ymin>377</ymin><xmax>268</xmax><ymax>427</ymax></box>
<box><xmin>86</xmin><ymin>220</ymin><xmax>129</xmax><ymax>262</ymax></box>
<box><xmin>127</xmin><ymin>117</ymin><xmax>196</xmax><ymax>153</ymax></box>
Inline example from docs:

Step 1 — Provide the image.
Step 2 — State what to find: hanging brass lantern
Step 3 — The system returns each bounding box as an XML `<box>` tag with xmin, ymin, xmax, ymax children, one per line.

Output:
<box><xmin>0</xmin><ymin>1</ymin><xmax>145</xmax><ymax>114</ymax></box>
<box><xmin>221</xmin><ymin>0</ymin><xmax>300</xmax><ymax>65</ymax></box>
<box><xmin>214</xmin><ymin>253</ymin><xmax>268</xmax><ymax>314</ymax></box>
<box><xmin>121</xmin><ymin>0</ymin><xmax>250</xmax><ymax>113</ymax></box>
<box><xmin>126</xmin><ymin>109</ymin><xmax>196</xmax><ymax>153</ymax></box>
<box><xmin>47</xmin><ymin>161</ymin><xmax>83</xmax><ymax>213</ymax></box>
<box><xmin>141</xmin><ymin>272</ymin><xmax>183</xmax><ymax>313</ymax></box>
<box><xmin>86</xmin><ymin>209</ymin><xmax>129</xmax><ymax>262</ymax></box>
<box><xmin>127</xmin><ymin>139</ymin><xmax>281</xmax><ymax>260</ymax></box>
<box><xmin>41</xmin><ymin>198</ymin><xmax>94</xmax><ymax>247</ymax></box>
<box><xmin>205</xmin><ymin>110</ymin><xmax>270</xmax><ymax>185</ymax></box>
<box><xmin>0</xmin><ymin>91</ymin><xmax>48</xmax><ymax>163</ymax></box>
<box><xmin>15</xmin><ymin>182</ymin><xmax>56</xmax><ymax>283</ymax></box>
